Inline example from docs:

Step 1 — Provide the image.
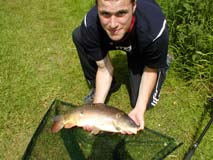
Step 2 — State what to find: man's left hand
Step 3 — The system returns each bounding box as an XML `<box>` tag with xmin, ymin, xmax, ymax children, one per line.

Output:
<box><xmin>128</xmin><ymin>108</ymin><xmax>145</xmax><ymax>131</ymax></box>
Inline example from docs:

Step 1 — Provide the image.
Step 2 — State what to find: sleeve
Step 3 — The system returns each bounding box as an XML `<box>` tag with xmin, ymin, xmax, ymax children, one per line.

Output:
<box><xmin>143</xmin><ymin>25</ymin><xmax>169</xmax><ymax>69</ymax></box>
<box><xmin>79</xmin><ymin>12</ymin><xmax>108</xmax><ymax>61</ymax></box>
<box><xmin>135</xmin><ymin>0</ymin><xmax>169</xmax><ymax>69</ymax></box>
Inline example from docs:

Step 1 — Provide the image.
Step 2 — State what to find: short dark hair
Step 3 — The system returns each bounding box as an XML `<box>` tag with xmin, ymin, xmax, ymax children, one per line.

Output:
<box><xmin>96</xmin><ymin>0</ymin><xmax>136</xmax><ymax>4</ymax></box>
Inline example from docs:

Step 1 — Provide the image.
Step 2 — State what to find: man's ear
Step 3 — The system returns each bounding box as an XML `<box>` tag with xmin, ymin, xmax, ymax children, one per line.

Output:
<box><xmin>133</xmin><ymin>3</ymin><xmax>136</xmax><ymax>14</ymax></box>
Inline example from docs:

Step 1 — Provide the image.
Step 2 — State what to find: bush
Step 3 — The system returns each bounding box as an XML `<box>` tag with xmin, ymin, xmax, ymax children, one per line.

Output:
<box><xmin>158</xmin><ymin>0</ymin><xmax>213</xmax><ymax>94</ymax></box>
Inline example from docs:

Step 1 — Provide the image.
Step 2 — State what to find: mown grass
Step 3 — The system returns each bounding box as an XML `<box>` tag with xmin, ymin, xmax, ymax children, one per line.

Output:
<box><xmin>0</xmin><ymin>0</ymin><xmax>212</xmax><ymax>159</ymax></box>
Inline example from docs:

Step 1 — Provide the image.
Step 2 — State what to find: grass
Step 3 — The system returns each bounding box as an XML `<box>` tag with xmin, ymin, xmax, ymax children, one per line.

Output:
<box><xmin>0</xmin><ymin>0</ymin><xmax>212</xmax><ymax>159</ymax></box>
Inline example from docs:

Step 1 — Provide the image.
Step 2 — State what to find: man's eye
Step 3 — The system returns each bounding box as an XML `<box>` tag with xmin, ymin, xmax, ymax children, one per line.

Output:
<box><xmin>117</xmin><ymin>11</ymin><xmax>127</xmax><ymax>17</ymax></box>
<box><xmin>100</xmin><ymin>12</ymin><xmax>110</xmax><ymax>17</ymax></box>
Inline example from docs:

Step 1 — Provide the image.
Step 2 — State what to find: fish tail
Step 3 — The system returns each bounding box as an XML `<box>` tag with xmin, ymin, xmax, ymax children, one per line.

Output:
<box><xmin>51</xmin><ymin>115</ymin><xmax>65</xmax><ymax>133</ymax></box>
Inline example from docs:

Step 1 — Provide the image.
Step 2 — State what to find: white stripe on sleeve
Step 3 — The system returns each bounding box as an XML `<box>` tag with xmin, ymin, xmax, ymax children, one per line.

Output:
<box><xmin>153</xmin><ymin>19</ymin><xmax>167</xmax><ymax>42</ymax></box>
<box><xmin>84</xmin><ymin>14</ymin><xmax>87</xmax><ymax>27</ymax></box>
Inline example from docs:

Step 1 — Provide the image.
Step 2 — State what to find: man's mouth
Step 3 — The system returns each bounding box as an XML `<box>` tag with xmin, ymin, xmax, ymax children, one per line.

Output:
<box><xmin>109</xmin><ymin>28</ymin><xmax>120</xmax><ymax>35</ymax></box>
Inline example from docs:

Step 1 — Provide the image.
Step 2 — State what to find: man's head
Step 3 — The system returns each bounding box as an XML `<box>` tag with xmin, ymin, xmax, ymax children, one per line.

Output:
<box><xmin>97</xmin><ymin>0</ymin><xmax>136</xmax><ymax>41</ymax></box>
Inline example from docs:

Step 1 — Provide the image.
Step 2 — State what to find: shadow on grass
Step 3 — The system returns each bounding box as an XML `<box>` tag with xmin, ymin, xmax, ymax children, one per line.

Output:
<box><xmin>61</xmin><ymin>129</ymin><xmax>134</xmax><ymax>160</ymax></box>
<box><xmin>111</xmin><ymin>52</ymin><xmax>129</xmax><ymax>86</ymax></box>
<box><xmin>190</xmin><ymin>97</ymin><xmax>213</xmax><ymax>143</ymax></box>
<box><xmin>61</xmin><ymin>127</ymin><xmax>181</xmax><ymax>160</ymax></box>
<box><xmin>183</xmin><ymin>98</ymin><xmax>213</xmax><ymax>159</ymax></box>
<box><xmin>106</xmin><ymin>52</ymin><xmax>132</xmax><ymax>103</ymax></box>
<box><xmin>61</xmin><ymin>129</ymin><xmax>86</xmax><ymax>160</ymax></box>
<box><xmin>206</xmin><ymin>97</ymin><xmax>213</xmax><ymax>117</ymax></box>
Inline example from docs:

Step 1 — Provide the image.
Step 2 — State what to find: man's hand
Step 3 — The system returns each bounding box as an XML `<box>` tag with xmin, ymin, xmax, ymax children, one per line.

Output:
<box><xmin>128</xmin><ymin>107</ymin><xmax>145</xmax><ymax>131</ymax></box>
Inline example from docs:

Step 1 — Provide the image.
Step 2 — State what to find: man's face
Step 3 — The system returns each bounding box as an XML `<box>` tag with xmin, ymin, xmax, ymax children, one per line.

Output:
<box><xmin>97</xmin><ymin>0</ymin><xmax>136</xmax><ymax>41</ymax></box>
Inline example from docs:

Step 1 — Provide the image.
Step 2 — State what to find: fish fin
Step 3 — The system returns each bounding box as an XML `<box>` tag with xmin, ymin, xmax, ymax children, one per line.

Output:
<box><xmin>91</xmin><ymin>128</ymin><xmax>100</xmax><ymax>135</ymax></box>
<box><xmin>113</xmin><ymin>121</ymin><xmax>122</xmax><ymax>132</ymax></box>
<box><xmin>51</xmin><ymin>115</ymin><xmax>64</xmax><ymax>133</ymax></box>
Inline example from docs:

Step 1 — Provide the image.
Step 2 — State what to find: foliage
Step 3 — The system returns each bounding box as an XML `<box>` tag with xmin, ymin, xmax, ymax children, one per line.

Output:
<box><xmin>158</xmin><ymin>0</ymin><xmax>213</xmax><ymax>95</ymax></box>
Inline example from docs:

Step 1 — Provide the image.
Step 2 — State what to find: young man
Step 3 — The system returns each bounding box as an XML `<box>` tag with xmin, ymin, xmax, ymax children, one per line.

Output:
<box><xmin>72</xmin><ymin>0</ymin><xmax>169</xmax><ymax>133</ymax></box>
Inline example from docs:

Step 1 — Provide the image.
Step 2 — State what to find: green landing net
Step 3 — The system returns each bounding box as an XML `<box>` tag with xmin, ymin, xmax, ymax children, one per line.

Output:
<box><xmin>22</xmin><ymin>99</ymin><xmax>182</xmax><ymax>160</ymax></box>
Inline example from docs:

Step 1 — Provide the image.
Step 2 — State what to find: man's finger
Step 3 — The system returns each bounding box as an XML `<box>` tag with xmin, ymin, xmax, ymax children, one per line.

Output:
<box><xmin>138</xmin><ymin>122</ymin><xmax>144</xmax><ymax>130</ymax></box>
<box><xmin>64</xmin><ymin>123</ymin><xmax>75</xmax><ymax>128</ymax></box>
<box><xmin>83</xmin><ymin>125</ymin><xmax>94</xmax><ymax>132</ymax></box>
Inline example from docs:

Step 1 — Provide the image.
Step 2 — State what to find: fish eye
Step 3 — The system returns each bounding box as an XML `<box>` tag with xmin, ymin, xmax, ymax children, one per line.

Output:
<box><xmin>116</xmin><ymin>112</ymin><xmax>124</xmax><ymax>118</ymax></box>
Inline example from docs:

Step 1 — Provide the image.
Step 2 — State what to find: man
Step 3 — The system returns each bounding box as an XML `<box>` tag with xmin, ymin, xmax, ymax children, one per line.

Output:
<box><xmin>72</xmin><ymin>0</ymin><xmax>169</xmax><ymax>133</ymax></box>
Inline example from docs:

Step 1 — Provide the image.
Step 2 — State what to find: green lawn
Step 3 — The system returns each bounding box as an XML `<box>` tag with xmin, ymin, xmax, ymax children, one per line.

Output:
<box><xmin>0</xmin><ymin>0</ymin><xmax>212</xmax><ymax>159</ymax></box>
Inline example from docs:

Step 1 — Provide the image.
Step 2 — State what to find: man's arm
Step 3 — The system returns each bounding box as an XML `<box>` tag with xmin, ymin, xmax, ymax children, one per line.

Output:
<box><xmin>93</xmin><ymin>54</ymin><xmax>113</xmax><ymax>103</ymax></box>
<box><xmin>129</xmin><ymin>66</ymin><xmax>157</xmax><ymax>130</ymax></box>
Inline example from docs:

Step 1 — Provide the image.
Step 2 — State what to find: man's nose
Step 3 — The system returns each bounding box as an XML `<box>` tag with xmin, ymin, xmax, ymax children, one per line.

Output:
<box><xmin>109</xmin><ymin>16</ymin><xmax>117</xmax><ymax>29</ymax></box>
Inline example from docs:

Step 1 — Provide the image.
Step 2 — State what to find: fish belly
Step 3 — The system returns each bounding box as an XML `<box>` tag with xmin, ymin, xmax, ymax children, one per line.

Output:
<box><xmin>76</xmin><ymin>119</ymin><xmax>119</xmax><ymax>133</ymax></box>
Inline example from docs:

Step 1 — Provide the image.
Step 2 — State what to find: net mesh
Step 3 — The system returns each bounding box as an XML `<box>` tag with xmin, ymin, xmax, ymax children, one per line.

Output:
<box><xmin>22</xmin><ymin>99</ymin><xmax>181</xmax><ymax>160</ymax></box>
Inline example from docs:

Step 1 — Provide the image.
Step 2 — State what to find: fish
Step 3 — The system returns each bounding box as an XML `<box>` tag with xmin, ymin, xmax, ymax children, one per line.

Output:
<box><xmin>51</xmin><ymin>103</ymin><xmax>139</xmax><ymax>134</ymax></box>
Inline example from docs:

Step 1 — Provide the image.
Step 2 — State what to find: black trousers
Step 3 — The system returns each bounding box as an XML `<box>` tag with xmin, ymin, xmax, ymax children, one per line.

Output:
<box><xmin>72</xmin><ymin>27</ymin><xmax>168</xmax><ymax>109</ymax></box>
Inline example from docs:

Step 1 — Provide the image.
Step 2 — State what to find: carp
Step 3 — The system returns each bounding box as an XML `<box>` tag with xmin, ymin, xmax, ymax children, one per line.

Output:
<box><xmin>51</xmin><ymin>103</ymin><xmax>139</xmax><ymax>134</ymax></box>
